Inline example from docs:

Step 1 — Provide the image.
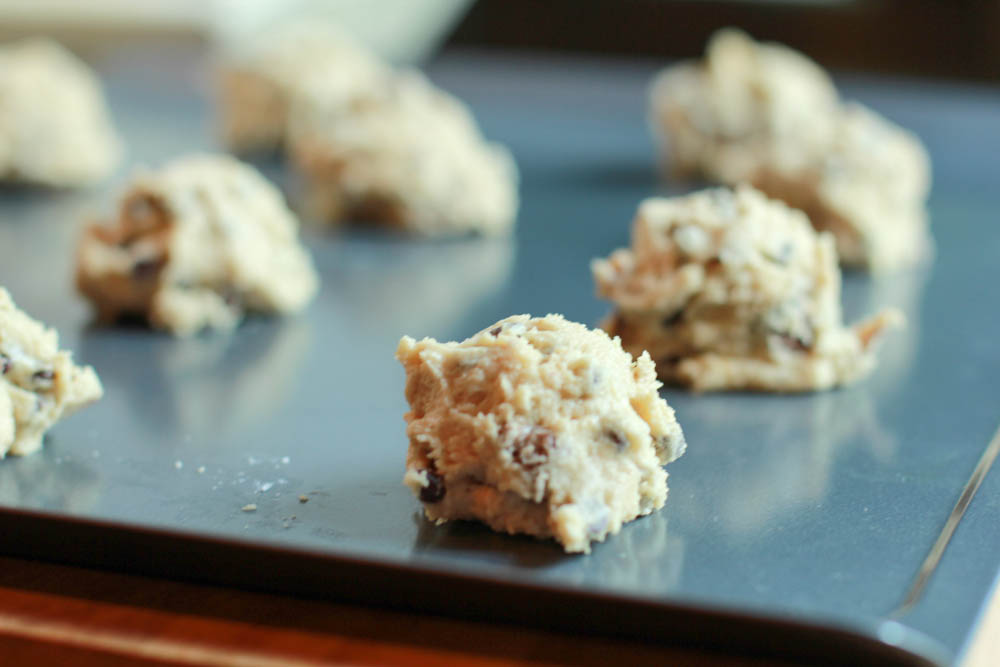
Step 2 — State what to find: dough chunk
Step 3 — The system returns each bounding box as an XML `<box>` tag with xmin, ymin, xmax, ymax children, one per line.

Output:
<box><xmin>649</xmin><ymin>29</ymin><xmax>931</xmax><ymax>272</ymax></box>
<box><xmin>398</xmin><ymin>314</ymin><xmax>686</xmax><ymax>553</ymax></box>
<box><xmin>0</xmin><ymin>289</ymin><xmax>103</xmax><ymax>456</ymax></box>
<box><xmin>76</xmin><ymin>154</ymin><xmax>319</xmax><ymax>336</ymax></box>
<box><xmin>218</xmin><ymin>23</ymin><xmax>388</xmax><ymax>153</ymax></box>
<box><xmin>290</xmin><ymin>69</ymin><xmax>518</xmax><ymax>236</ymax></box>
<box><xmin>0</xmin><ymin>39</ymin><xmax>121</xmax><ymax>186</ymax></box>
<box><xmin>593</xmin><ymin>186</ymin><xmax>901</xmax><ymax>392</ymax></box>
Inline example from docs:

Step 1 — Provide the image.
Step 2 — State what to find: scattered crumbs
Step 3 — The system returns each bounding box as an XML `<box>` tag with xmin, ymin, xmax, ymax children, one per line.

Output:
<box><xmin>241</xmin><ymin>504</ymin><xmax>257</xmax><ymax>512</ymax></box>
<box><xmin>197</xmin><ymin>466</ymin><xmax>206</xmax><ymax>474</ymax></box>
<box><xmin>298</xmin><ymin>494</ymin><xmax>309</xmax><ymax>504</ymax></box>
<box><xmin>281</xmin><ymin>456</ymin><xmax>290</xmax><ymax>464</ymax></box>
<box><xmin>174</xmin><ymin>460</ymin><xmax>183</xmax><ymax>470</ymax></box>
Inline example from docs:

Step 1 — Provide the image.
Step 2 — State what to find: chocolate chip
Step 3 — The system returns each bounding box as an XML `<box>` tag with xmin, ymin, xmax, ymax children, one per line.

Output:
<box><xmin>662</xmin><ymin>309</ymin><xmax>684</xmax><ymax>327</ymax></box>
<box><xmin>0</xmin><ymin>355</ymin><xmax>9</xmax><ymax>374</ymax></box>
<box><xmin>490</xmin><ymin>326</ymin><xmax>502</xmax><ymax>337</ymax></box>
<box><xmin>132</xmin><ymin>257</ymin><xmax>165</xmax><ymax>280</ymax></box>
<box><xmin>659</xmin><ymin>355</ymin><xmax>683</xmax><ymax>368</ymax></box>
<box><xmin>778</xmin><ymin>332</ymin><xmax>812</xmax><ymax>352</ymax></box>
<box><xmin>419</xmin><ymin>470</ymin><xmax>446</xmax><ymax>503</ymax></box>
<box><xmin>512</xmin><ymin>428</ymin><xmax>554</xmax><ymax>469</ymax></box>
<box><xmin>32</xmin><ymin>369</ymin><xmax>55</xmax><ymax>388</ymax></box>
<box><xmin>606</xmin><ymin>429</ymin><xmax>626</xmax><ymax>451</ymax></box>
<box><xmin>656</xmin><ymin>430</ymin><xmax>687</xmax><ymax>453</ymax></box>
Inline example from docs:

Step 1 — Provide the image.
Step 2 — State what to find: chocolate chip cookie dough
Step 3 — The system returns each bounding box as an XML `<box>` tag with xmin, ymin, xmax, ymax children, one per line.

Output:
<box><xmin>398</xmin><ymin>314</ymin><xmax>686</xmax><ymax>554</ymax></box>
<box><xmin>649</xmin><ymin>29</ymin><xmax>931</xmax><ymax>272</ymax></box>
<box><xmin>0</xmin><ymin>289</ymin><xmax>103</xmax><ymax>457</ymax></box>
<box><xmin>218</xmin><ymin>23</ymin><xmax>388</xmax><ymax>154</ymax></box>
<box><xmin>289</xmin><ymin>69</ymin><xmax>518</xmax><ymax>236</ymax></box>
<box><xmin>593</xmin><ymin>186</ymin><xmax>902</xmax><ymax>392</ymax></box>
<box><xmin>76</xmin><ymin>154</ymin><xmax>319</xmax><ymax>336</ymax></box>
<box><xmin>0</xmin><ymin>38</ymin><xmax>121</xmax><ymax>186</ymax></box>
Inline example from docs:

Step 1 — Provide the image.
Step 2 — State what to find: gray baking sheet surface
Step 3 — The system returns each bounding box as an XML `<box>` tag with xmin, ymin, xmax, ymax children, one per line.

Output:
<box><xmin>1</xmin><ymin>45</ymin><xmax>998</xmax><ymax>664</ymax></box>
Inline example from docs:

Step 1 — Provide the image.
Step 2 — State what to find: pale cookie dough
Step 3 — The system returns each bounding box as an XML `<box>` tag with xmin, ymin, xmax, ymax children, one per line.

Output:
<box><xmin>592</xmin><ymin>186</ymin><xmax>902</xmax><ymax>392</ymax></box>
<box><xmin>218</xmin><ymin>23</ymin><xmax>388</xmax><ymax>153</ymax></box>
<box><xmin>289</xmin><ymin>69</ymin><xmax>518</xmax><ymax>236</ymax></box>
<box><xmin>649</xmin><ymin>29</ymin><xmax>931</xmax><ymax>272</ymax></box>
<box><xmin>398</xmin><ymin>314</ymin><xmax>686</xmax><ymax>554</ymax></box>
<box><xmin>0</xmin><ymin>288</ymin><xmax>103</xmax><ymax>457</ymax></box>
<box><xmin>76</xmin><ymin>154</ymin><xmax>319</xmax><ymax>336</ymax></box>
<box><xmin>0</xmin><ymin>38</ymin><xmax>122</xmax><ymax>187</ymax></box>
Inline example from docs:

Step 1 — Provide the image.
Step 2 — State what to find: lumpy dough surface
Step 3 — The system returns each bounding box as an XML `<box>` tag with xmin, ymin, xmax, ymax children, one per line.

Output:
<box><xmin>0</xmin><ymin>289</ymin><xmax>103</xmax><ymax>456</ymax></box>
<box><xmin>289</xmin><ymin>69</ymin><xmax>518</xmax><ymax>237</ymax></box>
<box><xmin>76</xmin><ymin>154</ymin><xmax>319</xmax><ymax>336</ymax></box>
<box><xmin>593</xmin><ymin>186</ymin><xmax>902</xmax><ymax>392</ymax></box>
<box><xmin>397</xmin><ymin>314</ymin><xmax>686</xmax><ymax>554</ymax></box>
<box><xmin>649</xmin><ymin>29</ymin><xmax>931</xmax><ymax>272</ymax></box>
<box><xmin>0</xmin><ymin>38</ymin><xmax>121</xmax><ymax>187</ymax></box>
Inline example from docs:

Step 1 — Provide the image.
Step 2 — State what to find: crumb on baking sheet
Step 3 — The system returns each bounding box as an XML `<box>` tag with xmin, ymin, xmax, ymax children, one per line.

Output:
<box><xmin>241</xmin><ymin>503</ymin><xmax>257</xmax><ymax>512</ymax></box>
<box><xmin>298</xmin><ymin>494</ymin><xmax>309</xmax><ymax>503</ymax></box>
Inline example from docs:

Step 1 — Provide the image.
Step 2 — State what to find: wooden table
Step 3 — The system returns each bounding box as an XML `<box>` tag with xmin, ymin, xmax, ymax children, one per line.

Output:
<box><xmin>0</xmin><ymin>556</ymin><xmax>993</xmax><ymax>666</ymax></box>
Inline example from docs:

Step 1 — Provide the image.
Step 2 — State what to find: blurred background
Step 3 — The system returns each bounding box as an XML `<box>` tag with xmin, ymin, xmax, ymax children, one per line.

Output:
<box><xmin>0</xmin><ymin>0</ymin><xmax>996</xmax><ymax>80</ymax></box>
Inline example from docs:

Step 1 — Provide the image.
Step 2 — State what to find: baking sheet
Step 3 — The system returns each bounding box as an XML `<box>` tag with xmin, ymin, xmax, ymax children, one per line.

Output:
<box><xmin>1</xmin><ymin>44</ymin><xmax>999</xmax><ymax>664</ymax></box>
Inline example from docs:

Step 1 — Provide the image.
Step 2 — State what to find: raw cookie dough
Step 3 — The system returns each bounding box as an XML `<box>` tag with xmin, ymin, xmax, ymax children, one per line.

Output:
<box><xmin>397</xmin><ymin>314</ymin><xmax>686</xmax><ymax>553</ymax></box>
<box><xmin>649</xmin><ymin>29</ymin><xmax>931</xmax><ymax>272</ymax></box>
<box><xmin>76</xmin><ymin>154</ymin><xmax>319</xmax><ymax>336</ymax></box>
<box><xmin>592</xmin><ymin>186</ymin><xmax>902</xmax><ymax>392</ymax></box>
<box><xmin>218</xmin><ymin>23</ymin><xmax>388</xmax><ymax>153</ymax></box>
<box><xmin>0</xmin><ymin>288</ymin><xmax>103</xmax><ymax>456</ymax></box>
<box><xmin>289</xmin><ymin>69</ymin><xmax>518</xmax><ymax>236</ymax></box>
<box><xmin>0</xmin><ymin>38</ymin><xmax>122</xmax><ymax>186</ymax></box>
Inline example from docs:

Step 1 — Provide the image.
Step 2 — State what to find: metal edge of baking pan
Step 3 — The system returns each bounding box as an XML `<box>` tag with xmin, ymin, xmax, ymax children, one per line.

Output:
<box><xmin>0</xmin><ymin>506</ymin><xmax>952</xmax><ymax>666</ymax></box>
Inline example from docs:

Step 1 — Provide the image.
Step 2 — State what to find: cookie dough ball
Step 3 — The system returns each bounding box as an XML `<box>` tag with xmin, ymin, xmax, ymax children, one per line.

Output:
<box><xmin>289</xmin><ymin>70</ymin><xmax>518</xmax><ymax>236</ymax></box>
<box><xmin>778</xmin><ymin>103</ymin><xmax>931</xmax><ymax>270</ymax></box>
<box><xmin>592</xmin><ymin>186</ymin><xmax>902</xmax><ymax>392</ymax></box>
<box><xmin>217</xmin><ymin>23</ymin><xmax>387</xmax><ymax>153</ymax></box>
<box><xmin>398</xmin><ymin>314</ymin><xmax>686</xmax><ymax>553</ymax></box>
<box><xmin>0</xmin><ymin>38</ymin><xmax>122</xmax><ymax>187</ymax></box>
<box><xmin>649</xmin><ymin>29</ymin><xmax>931</xmax><ymax>272</ymax></box>
<box><xmin>650</xmin><ymin>28</ymin><xmax>839</xmax><ymax>181</ymax></box>
<box><xmin>0</xmin><ymin>288</ymin><xmax>103</xmax><ymax>456</ymax></box>
<box><xmin>76</xmin><ymin>154</ymin><xmax>319</xmax><ymax>336</ymax></box>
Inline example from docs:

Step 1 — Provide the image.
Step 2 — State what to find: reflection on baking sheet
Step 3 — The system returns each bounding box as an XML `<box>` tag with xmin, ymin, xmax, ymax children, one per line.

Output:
<box><xmin>671</xmin><ymin>384</ymin><xmax>896</xmax><ymax>536</ymax></box>
<box><xmin>845</xmin><ymin>262</ymin><xmax>931</xmax><ymax>387</ymax></box>
<box><xmin>326</xmin><ymin>236</ymin><xmax>515</xmax><ymax>335</ymax></box>
<box><xmin>412</xmin><ymin>507</ymin><xmax>684</xmax><ymax>593</ymax></box>
<box><xmin>80</xmin><ymin>317</ymin><xmax>311</xmax><ymax>442</ymax></box>
<box><xmin>562</xmin><ymin>512</ymin><xmax>685</xmax><ymax>593</ymax></box>
<box><xmin>0</xmin><ymin>445</ymin><xmax>101</xmax><ymax>513</ymax></box>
